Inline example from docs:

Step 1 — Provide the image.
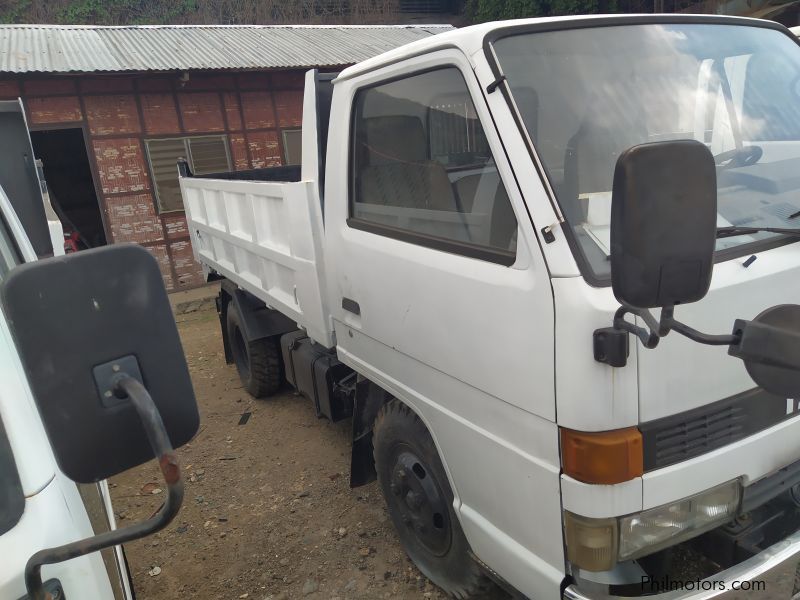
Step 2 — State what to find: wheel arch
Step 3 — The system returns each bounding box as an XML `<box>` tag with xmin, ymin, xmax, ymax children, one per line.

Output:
<box><xmin>218</xmin><ymin>280</ymin><xmax>299</xmax><ymax>365</ymax></box>
<box><xmin>349</xmin><ymin>378</ymin><xmax>457</xmax><ymax>504</ymax></box>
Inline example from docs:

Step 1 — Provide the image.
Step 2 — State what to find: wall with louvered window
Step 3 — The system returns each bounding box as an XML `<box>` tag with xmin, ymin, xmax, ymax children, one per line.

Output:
<box><xmin>145</xmin><ymin>136</ymin><xmax>231</xmax><ymax>212</ymax></box>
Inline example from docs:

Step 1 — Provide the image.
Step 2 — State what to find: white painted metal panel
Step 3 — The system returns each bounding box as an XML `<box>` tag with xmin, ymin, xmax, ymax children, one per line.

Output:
<box><xmin>637</xmin><ymin>242</ymin><xmax>800</xmax><ymax>423</ymax></box>
<box><xmin>0</xmin><ymin>475</ymin><xmax>118</xmax><ymax>600</ymax></box>
<box><xmin>180</xmin><ymin>176</ymin><xmax>332</xmax><ymax>347</ymax></box>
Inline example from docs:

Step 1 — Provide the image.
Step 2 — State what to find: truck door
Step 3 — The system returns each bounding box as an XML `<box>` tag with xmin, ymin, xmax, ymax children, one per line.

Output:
<box><xmin>327</xmin><ymin>55</ymin><xmax>555</xmax><ymax>419</ymax></box>
<box><xmin>324</xmin><ymin>51</ymin><xmax>561</xmax><ymax>584</ymax></box>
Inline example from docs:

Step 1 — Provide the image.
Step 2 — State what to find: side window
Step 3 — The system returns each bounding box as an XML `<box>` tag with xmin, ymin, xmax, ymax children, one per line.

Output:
<box><xmin>351</xmin><ymin>67</ymin><xmax>518</xmax><ymax>263</ymax></box>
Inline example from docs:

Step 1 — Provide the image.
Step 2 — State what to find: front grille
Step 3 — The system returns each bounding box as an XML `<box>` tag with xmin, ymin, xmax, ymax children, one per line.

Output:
<box><xmin>653</xmin><ymin>404</ymin><xmax>746</xmax><ymax>466</ymax></box>
<box><xmin>641</xmin><ymin>388</ymin><xmax>789</xmax><ymax>471</ymax></box>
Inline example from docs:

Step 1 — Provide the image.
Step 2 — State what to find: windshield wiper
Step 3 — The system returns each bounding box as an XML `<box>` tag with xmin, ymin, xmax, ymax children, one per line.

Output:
<box><xmin>717</xmin><ymin>225</ymin><xmax>800</xmax><ymax>239</ymax></box>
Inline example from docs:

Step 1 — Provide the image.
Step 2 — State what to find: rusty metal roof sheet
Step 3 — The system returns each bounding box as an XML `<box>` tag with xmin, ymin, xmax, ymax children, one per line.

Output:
<box><xmin>0</xmin><ymin>24</ymin><xmax>454</xmax><ymax>74</ymax></box>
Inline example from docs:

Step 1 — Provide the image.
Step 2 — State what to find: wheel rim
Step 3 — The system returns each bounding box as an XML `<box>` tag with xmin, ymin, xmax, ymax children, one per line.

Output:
<box><xmin>388</xmin><ymin>449</ymin><xmax>451</xmax><ymax>557</ymax></box>
<box><xmin>230</xmin><ymin>320</ymin><xmax>250</xmax><ymax>382</ymax></box>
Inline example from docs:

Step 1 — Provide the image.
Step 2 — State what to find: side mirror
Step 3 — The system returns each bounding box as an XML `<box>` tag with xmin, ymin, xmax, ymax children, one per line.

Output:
<box><xmin>599</xmin><ymin>142</ymin><xmax>800</xmax><ymax>394</ymax></box>
<box><xmin>1</xmin><ymin>244</ymin><xmax>199</xmax><ymax>600</ymax></box>
<box><xmin>2</xmin><ymin>243</ymin><xmax>199</xmax><ymax>482</ymax></box>
<box><xmin>729</xmin><ymin>304</ymin><xmax>800</xmax><ymax>397</ymax></box>
<box><xmin>610</xmin><ymin>140</ymin><xmax>717</xmax><ymax>309</ymax></box>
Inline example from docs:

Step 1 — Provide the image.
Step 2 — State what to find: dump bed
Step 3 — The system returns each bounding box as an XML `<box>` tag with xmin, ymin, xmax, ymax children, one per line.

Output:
<box><xmin>180</xmin><ymin>71</ymin><xmax>334</xmax><ymax>347</ymax></box>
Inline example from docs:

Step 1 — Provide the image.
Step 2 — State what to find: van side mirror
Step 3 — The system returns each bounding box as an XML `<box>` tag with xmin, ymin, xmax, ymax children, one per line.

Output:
<box><xmin>610</xmin><ymin>139</ymin><xmax>718</xmax><ymax>309</ymax></box>
<box><xmin>1</xmin><ymin>244</ymin><xmax>199</xmax><ymax>599</ymax></box>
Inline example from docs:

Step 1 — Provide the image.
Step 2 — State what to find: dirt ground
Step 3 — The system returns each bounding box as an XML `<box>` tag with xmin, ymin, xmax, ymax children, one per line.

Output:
<box><xmin>110</xmin><ymin>307</ymin><xmax>448</xmax><ymax>600</ymax></box>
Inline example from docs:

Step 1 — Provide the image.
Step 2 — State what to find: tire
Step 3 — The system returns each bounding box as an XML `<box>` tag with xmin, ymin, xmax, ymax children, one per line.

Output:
<box><xmin>373</xmin><ymin>399</ymin><xmax>501</xmax><ymax>599</ymax></box>
<box><xmin>226</xmin><ymin>305</ymin><xmax>282</xmax><ymax>398</ymax></box>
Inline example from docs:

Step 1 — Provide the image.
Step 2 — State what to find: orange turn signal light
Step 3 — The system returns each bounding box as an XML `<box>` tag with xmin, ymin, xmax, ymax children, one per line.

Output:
<box><xmin>561</xmin><ymin>427</ymin><xmax>643</xmax><ymax>485</ymax></box>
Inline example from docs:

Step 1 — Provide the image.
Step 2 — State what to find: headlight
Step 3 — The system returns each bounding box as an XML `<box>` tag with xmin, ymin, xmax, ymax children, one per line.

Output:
<box><xmin>565</xmin><ymin>479</ymin><xmax>741</xmax><ymax>572</ymax></box>
<box><xmin>619</xmin><ymin>479</ymin><xmax>740</xmax><ymax>561</ymax></box>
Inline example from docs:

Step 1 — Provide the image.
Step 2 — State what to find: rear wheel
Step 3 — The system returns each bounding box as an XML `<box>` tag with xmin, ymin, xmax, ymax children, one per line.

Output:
<box><xmin>226</xmin><ymin>305</ymin><xmax>282</xmax><ymax>398</ymax></box>
<box><xmin>373</xmin><ymin>400</ymin><xmax>502</xmax><ymax>599</ymax></box>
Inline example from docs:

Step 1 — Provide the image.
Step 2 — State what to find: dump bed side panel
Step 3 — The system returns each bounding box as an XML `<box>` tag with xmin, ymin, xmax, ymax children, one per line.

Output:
<box><xmin>180</xmin><ymin>176</ymin><xmax>332</xmax><ymax>347</ymax></box>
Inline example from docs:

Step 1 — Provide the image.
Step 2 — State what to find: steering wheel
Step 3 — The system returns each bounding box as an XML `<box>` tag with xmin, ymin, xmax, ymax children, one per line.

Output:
<box><xmin>714</xmin><ymin>145</ymin><xmax>763</xmax><ymax>169</ymax></box>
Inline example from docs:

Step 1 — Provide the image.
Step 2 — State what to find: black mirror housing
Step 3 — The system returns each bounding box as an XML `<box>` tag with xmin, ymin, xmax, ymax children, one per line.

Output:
<box><xmin>729</xmin><ymin>304</ymin><xmax>800</xmax><ymax>397</ymax></box>
<box><xmin>2</xmin><ymin>244</ymin><xmax>199</xmax><ymax>483</ymax></box>
<box><xmin>611</xmin><ymin>140</ymin><xmax>717</xmax><ymax>309</ymax></box>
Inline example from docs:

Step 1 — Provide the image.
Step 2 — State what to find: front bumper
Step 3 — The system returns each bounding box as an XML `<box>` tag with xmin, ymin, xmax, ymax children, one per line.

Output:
<box><xmin>563</xmin><ymin>528</ymin><xmax>800</xmax><ymax>599</ymax></box>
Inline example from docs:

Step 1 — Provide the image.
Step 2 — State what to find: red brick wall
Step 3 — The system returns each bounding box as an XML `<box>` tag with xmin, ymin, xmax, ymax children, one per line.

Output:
<box><xmin>0</xmin><ymin>70</ymin><xmax>307</xmax><ymax>291</ymax></box>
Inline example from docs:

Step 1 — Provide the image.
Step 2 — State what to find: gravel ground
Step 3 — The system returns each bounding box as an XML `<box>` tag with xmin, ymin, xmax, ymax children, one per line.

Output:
<box><xmin>110</xmin><ymin>308</ymin><xmax>448</xmax><ymax>600</ymax></box>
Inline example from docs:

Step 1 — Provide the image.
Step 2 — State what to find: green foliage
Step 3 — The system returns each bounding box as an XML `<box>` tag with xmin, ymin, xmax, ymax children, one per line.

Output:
<box><xmin>466</xmin><ymin>0</ymin><xmax>543</xmax><ymax>21</ymax></box>
<box><xmin>56</xmin><ymin>0</ymin><xmax>111</xmax><ymax>23</ymax></box>
<box><xmin>465</xmin><ymin>0</ymin><xmax>620</xmax><ymax>21</ymax></box>
<box><xmin>0</xmin><ymin>0</ymin><xmax>31</xmax><ymax>23</ymax></box>
<box><xmin>0</xmin><ymin>0</ymin><xmax>625</xmax><ymax>26</ymax></box>
<box><xmin>0</xmin><ymin>0</ymin><xmax>256</xmax><ymax>25</ymax></box>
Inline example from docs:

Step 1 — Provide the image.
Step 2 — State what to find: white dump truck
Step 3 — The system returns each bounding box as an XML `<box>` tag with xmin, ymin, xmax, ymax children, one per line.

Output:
<box><xmin>0</xmin><ymin>103</ymin><xmax>200</xmax><ymax>600</ymax></box>
<box><xmin>181</xmin><ymin>14</ymin><xmax>800</xmax><ymax>599</ymax></box>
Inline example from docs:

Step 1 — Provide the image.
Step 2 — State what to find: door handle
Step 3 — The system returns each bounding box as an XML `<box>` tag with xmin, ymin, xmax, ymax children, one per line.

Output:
<box><xmin>342</xmin><ymin>297</ymin><xmax>361</xmax><ymax>316</ymax></box>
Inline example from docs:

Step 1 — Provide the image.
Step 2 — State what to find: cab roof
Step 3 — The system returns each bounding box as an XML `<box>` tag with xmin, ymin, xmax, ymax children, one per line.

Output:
<box><xmin>336</xmin><ymin>13</ymin><xmax>780</xmax><ymax>83</ymax></box>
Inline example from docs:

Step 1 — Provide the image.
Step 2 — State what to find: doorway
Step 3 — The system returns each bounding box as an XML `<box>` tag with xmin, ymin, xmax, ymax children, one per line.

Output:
<box><xmin>30</xmin><ymin>128</ymin><xmax>107</xmax><ymax>250</ymax></box>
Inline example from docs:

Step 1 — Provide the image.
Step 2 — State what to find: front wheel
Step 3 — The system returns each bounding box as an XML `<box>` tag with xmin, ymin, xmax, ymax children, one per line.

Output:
<box><xmin>373</xmin><ymin>400</ymin><xmax>502</xmax><ymax>599</ymax></box>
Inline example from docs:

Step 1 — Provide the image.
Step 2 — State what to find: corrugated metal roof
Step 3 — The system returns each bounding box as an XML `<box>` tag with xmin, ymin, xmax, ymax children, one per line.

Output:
<box><xmin>0</xmin><ymin>24</ymin><xmax>454</xmax><ymax>74</ymax></box>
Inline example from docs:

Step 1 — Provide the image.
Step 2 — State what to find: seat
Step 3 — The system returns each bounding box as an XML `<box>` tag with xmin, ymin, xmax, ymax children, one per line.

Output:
<box><xmin>454</xmin><ymin>172</ymin><xmax>517</xmax><ymax>251</ymax></box>
<box><xmin>356</xmin><ymin>115</ymin><xmax>458</xmax><ymax>213</ymax></box>
<box><xmin>562</xmin><ymin>89</ymin><xmax>648</xmax><ymax>225</ymax></box>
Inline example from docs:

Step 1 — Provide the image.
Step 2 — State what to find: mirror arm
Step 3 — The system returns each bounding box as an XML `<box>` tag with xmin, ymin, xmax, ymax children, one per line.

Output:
<box><xmin>597</xmin><ymin>305</ymin><xmax>741</xmax><ymax>367</ymax></box>
<box><xmin>616</xmin><ymin>304</ymin><xmax>739</xmax><ymax>347</ymax></box>
<box><xmin>25</xmin><ymin>376</ymin><xmax>184</xmax><ymax>600</ymax></box>
<box><xmin>613</xmin><ymin>305</ymin><xmax>661</xmax><ymax>349</ymax></box>
<box><xmin>663</xmin><ymin>315</ymin><xmax>739</xmax><ymax>346</ymax></box>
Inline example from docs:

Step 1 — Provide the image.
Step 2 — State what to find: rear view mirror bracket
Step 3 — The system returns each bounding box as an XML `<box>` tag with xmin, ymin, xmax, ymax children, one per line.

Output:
<box><xmin>25</xmin><ymin>376</ymin><xmax>184</xmax><ymax>600</ymax></box>
<box><xmin>594</xmin><ymin>304</ymin><xmax>739</xmax><ymax>368</ymax></box>
<box><xmin>595</xmin><ymin>303</ymin><xmax>800</xmax><ymax>399</ymax></box>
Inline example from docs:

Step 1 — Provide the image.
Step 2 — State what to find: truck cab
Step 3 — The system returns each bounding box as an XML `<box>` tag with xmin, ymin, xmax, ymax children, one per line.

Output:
<box><xmin>182</xmin><ymin>14</ymin><xmax>800</xmax><ymax>599</ymax></box>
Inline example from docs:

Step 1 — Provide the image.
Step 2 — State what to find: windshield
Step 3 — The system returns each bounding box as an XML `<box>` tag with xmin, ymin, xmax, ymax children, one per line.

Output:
<box><xmin>493</xmin><ymin>23</ymin><xmax>800</xmax><ymax>281</ymax></box>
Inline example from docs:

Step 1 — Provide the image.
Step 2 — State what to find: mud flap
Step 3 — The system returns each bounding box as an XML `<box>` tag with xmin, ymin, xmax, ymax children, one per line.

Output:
<box><xmin>350</xmin><ymin>378</ymin><xmax>392</xmax><ymax>487</ymax></box>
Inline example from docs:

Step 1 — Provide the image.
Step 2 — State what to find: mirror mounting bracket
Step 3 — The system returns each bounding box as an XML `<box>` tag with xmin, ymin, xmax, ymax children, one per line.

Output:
<box><xmin>594</xmin><ymin>304</ymin><xmax>740</xmax><ymax>367</ymax></box>
<box><xmin>595</xmin><ymin>302</ymin><xmax>800</xmax><ymax>398</ymax></box>
<box><xmin>25</xmin><ymin>376</ymin><xmax>184</xmax><ymax>600</ymax></box>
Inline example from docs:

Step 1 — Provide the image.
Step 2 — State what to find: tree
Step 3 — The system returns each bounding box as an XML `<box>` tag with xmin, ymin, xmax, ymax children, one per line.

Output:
<box><xmin>465</xmin><ymin>0</ymin><xmax>623</xmax><ymax>21</ymax></box>
<box><xmin>0</xmin><ymin>0</ymin><xmax>403</xmax><ymax>25</ymax></box>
